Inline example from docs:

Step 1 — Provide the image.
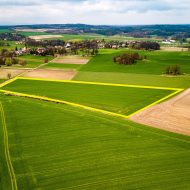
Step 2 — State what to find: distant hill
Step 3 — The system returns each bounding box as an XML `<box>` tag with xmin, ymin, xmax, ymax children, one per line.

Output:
<box><xmin>1</xmin><ymin>24</ymin><xmax>190</xmax><ymax>39</ymax></box>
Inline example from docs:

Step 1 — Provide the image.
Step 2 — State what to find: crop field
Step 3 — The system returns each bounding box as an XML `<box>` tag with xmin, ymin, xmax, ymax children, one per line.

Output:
<box><xmin>17</xmin><ymin>55</ymin><xmax>54</xmax><ymax>68</ymax></box>
<box><xmin>79</xmin><ymin>49</ymin><xmax>190</xmax><ymax>75</ymax></box>
<box><xmin>0</xmin><ymin>92</ymin><xmax>190</xmax><ymax>190</ymax></box>
<box><xmin>1</xmin><ymin>45</ymin><xmax>190</xmax><ymax>189</ymax></box>
<box><xmin>74</xmin><ymin>49</ymin><xmax>190</xmax><ymax>89</ymax></box>
<box><xmin>22</xmin><ymin>70</ymin><xmax>76</xmax><ymax>80</ymax></box>
<box><xmin>1</xmin><ymin>78</ymin><xmax>179</xmax><ymax>117</ymax></box>
<box><xmin>0</xmin><ymin>40</ymin><xmax>24</xmax><ymax>51</ymax></box>
<box><xmin>50</xmin><ymin>55</ymin><xmax>90</xmax><ymax>65</ymax></box>
<box><xmin>43</xmin><ymin>63</ymin><xmax>82</xmax><ymax>70</ymax></box>
<box><xmin>74</xmin><ymin>71</ymin><xmax>190</xmax><ymax>89</ymax></box>
<box><xmin>0</xmin><ymin>79</ymin><xmax>5</xmax><ymax>83</ymax></box>
<box><xmin>17</xmin><ymin>31</ymin><xmax>161</xmax><ymax>42</ymax></box>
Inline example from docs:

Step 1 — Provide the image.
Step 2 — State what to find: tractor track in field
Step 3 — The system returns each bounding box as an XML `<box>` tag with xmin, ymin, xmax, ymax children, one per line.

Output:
<box><xmin>0</xmin><ymin>102</ymin><xmax>18</xmax><ymax>190</ymax></box>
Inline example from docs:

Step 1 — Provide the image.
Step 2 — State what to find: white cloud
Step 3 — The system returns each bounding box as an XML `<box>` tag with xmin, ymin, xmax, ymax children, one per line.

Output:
<box><xmin>0</xmin><ymin>0</ymin><xmax>189</xmax><ymax>25</ymax></box>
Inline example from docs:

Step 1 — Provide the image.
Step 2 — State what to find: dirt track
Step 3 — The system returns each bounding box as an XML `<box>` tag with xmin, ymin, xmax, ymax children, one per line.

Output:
<box><xmin>22</xmin><ymin>69</ymin><xmax>76</xmax><ymax>80</ymax></box>
<box><xmin>130</xmin><ymin>89</ymin><xmax>190</xmax><ymax>136</ymax></box>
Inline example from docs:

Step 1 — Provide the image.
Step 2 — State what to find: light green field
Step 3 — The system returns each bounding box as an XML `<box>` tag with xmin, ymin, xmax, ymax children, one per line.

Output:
<box><xmin>0</xmin><ymin>40</ymin><xmax>24</xmax><ymax>51</ymax></box>
<box><xmin>0</xmin><ymin>94</ymin><xmax>190</xmax><ymax>189</ymax></box>
<box><xmin>2</xmin><ymin>78</ymin><xmax>174</xmax><ymax>116</ymax></box>
<box><xmin>74</xmin><ymin>72</ymin><xmax>190</xmax><ymax>89</ymax></box>
<box><xmin>73</xmin><ymin>49</ymin><xmax>190</xmax><ymax>89</ymax></box>
<box><xmin>15</xmin><ymin>55</ymin><xmax>54</xmax><ymax>68</ymax></box>
<box><xmin>17</xmin><ymin>31</ymin><xmax>52</xmax><ymax>36</ymax></box>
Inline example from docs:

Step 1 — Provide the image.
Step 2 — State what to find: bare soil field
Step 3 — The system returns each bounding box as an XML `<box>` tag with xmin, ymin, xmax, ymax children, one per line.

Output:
<box><xmin>0</xmin><ymin>69</ymin><xmax>25</xmax><ymax>79</ymax></box>
<box><xmin>161</xmin><ymin>47</ymin><xmax>188</xmax><ymax>52</ymax></box>
<box><xmin>50</xmin><ymin>55</ymin><xmax>90</xmax><ymax>64</ymax></box>
<box><xmin>29</xmin><ymin>35</ymin><xmax>63</xmax><ymax>40</ymax></box>
<box><xmin>131</xmin><ymin>89</ymin><xmax>190</xmax><ymax>136</ymax></box>
<box><xmin>22</xmin><ymin>69</ymin><xmax>76</xmax><ymax>80</ymax></box>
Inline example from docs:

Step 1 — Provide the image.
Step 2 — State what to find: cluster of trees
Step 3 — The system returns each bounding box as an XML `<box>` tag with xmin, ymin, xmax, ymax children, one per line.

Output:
<box><xmin>165</xmin><ymin>65</ymin><xmax>181</xmax><ymax>75</ymax></box>
<box><xmin>71</xmin><ymin>40</ymin><xmax>98</xmax><ymax>56</ymax></box>
<box><xmin>0</xmin><ymin>33</ymin><xmax>25</xmax><ymax>41</ymax></box>
<box><xmin>113</xmin><ymin>52</ymin><xmax>144</xmax><ymax>65</ymax></box>
<box><xmin>0</xmin><ymin>49</ymin><xmax>27</xmax><ymax>67</ymax></box>
<box><xmin>130</xmin><ymin>42</ymin><xmax>160</xmax><ymax>50</ymax></box>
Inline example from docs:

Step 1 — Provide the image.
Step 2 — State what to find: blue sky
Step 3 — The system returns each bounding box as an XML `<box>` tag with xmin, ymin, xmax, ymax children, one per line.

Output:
<box><xmin>0</xmin><ymin>0</ymin><xmax>190</xmax><ymax>25</ymax></box>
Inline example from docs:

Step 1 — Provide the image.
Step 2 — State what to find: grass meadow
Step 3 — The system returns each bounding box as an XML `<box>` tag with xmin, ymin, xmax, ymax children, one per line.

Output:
<box><xmin>79</xmin><ymin>49</ymin><xmax>190</xmax><ymax>75</ymax></box>
<box><xmin>43</xmin><ymin>63</ymin><xmax>82</xmax><ymax>70</ymax></box>
<box><xmin>74</xmin><ymin>49</ymin><xmax>190</xmax><ymax>89</ymax></box>
<box><xmin>15</xmin><ymin>55</ymin><xmax>54</xmax><ymax>68</ymax></box>
<box><xmin>0</xmin><ymin>94</ymin><xmax>190</xmax><ymax>189</ymax></box>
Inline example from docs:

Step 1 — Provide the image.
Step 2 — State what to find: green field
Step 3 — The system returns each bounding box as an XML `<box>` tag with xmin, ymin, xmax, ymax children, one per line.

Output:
<box><xmin>0</xmin><ymin>40</ymin><xmax>24</xmax><ymax>51</ymax></box>
<box><xmin>1</xmin><ymin>94</ymin><xmax>190</xmax><ymax>189</ymax></box>
<box><xmin>74</xmin><ymin>72</ymin><xmax>190</xmax><ymax>89</ymax></box>
<box><xmin>79</xmin><ymin>49</ymin><xmax>190</xmax><ymax>75</ymax></box>
<box><xmin>16</xmin><ymin>55</ymin><xmax>54</xmax><ymax>68</ymax></box>
<box><xmin>1</xmin><ymin>38</ymin><xmax>190</xmax><ymax>189</ymax></box>
<box><xmin>0</xmin><ymin>79</ymin><xmax>5</xmax><ymax>84</ymax></box>
<box><xmin>0</xmin><ymin>29</ymin><xmax>12</xmax><ymax>33</ymax></box>
<box><xmin>17</xmin><ymin>31</ymin><xmax>52</xmax><ymax>36</ymax></box>
<box><xmin>73</xmin><ymin>49</ymin><xmax>190</xmax><ymax>89</ymax></box>
<box><xmin>2</xmin><ymin>78</ymin><xmax>174</xmax><ymax>116</ymax></box>
<box><xmin>16</xmin><ymin>31</ymin><xmax>161</xmax><ymax>42</ymax></box>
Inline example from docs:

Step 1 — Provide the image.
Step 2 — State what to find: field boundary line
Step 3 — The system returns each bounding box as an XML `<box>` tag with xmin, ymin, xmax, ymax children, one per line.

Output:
<box><xmin>0</xmin><ymin>77</ymin><xmax>18</xmax><ymax>88</ymax></box>
<box><xmin>127</xmin><ymin>88</ymin><xmax>184</xmax><ymax>117</ymax></box>
<box><xmin>17</xmin><ymin>76</ymin><xmax>183</xmax><ymax>91</ymax></box>
<box><xmin>0</xmin><ymin>87</ymin><xmax>183</xmax><ymax>120</ymax></box>
<box><xmin>0</xmin><ymin>77</ymin><xmax>184</xmax><ymax>119</ymax></box>
<box><xmin>0</xmin><ymin>102</ymin><xmax>18</xmax><ymax>190</ymax></box>
<box><xmin>0</xmin><ymin>89</ymin><xmax>130</xmax><ymax>119</ymax></box>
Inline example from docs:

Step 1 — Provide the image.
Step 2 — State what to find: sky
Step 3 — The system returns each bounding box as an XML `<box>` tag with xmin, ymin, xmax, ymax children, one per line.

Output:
<box><xmin>0</xmin><ymin>0</ymin><xmax>190</xmax><ymax>25</ymax></box>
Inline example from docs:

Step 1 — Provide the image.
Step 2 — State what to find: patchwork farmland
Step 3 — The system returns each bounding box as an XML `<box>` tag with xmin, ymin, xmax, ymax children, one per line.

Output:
<box><xmin>0</xmin><ymin>36</ymin><xmax>190</xmax><ymax>189</ymax></box>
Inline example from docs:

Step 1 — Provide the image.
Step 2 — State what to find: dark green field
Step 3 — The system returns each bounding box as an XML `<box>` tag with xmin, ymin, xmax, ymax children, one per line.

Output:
<box><xmin>1</xmin><ymin>94</ymin><xmax>190</xmax><ymax>189</ymax></box>
<box><xmin>2</xmin><ymin>78</ymin><xmax>174</xmax><ymax>116</ymax></box>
